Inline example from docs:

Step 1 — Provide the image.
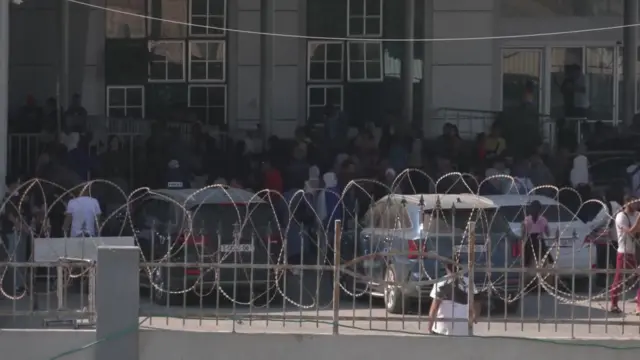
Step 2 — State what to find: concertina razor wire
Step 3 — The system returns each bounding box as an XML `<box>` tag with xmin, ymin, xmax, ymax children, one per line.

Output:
<box><xmin>0</xmin><ymin>170</ymin><xmax>637</xmax><ymax>313</ymax></box>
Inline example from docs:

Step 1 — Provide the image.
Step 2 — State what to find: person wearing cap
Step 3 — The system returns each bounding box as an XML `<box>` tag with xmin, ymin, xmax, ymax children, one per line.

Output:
<box><xmin>427</xmin><ymin>257</ymin><xmax>479</xmax><ymax>336</ymax></box>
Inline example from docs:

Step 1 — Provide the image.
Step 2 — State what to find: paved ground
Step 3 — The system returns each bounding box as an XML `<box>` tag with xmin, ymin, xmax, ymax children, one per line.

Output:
<box><xmin>2</xmin><ymin>270</ymin><xmax>640</xmax><ymax>339</ymax></box>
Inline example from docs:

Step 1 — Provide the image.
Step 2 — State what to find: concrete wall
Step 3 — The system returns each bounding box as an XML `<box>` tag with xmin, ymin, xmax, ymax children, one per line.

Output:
<box><xmin>1</xmin><ymin>329</ymin><xmax>639</xmax><ymax>360</ymax></box>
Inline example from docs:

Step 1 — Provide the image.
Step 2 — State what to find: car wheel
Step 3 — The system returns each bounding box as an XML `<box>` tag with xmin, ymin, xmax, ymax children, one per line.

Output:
<box><xmin>384</xmin><ymin>265</ymin><xmax>408</xmax><ymax>314</ymax></box>
<box><xmin>151</xmin><ymin>269</ymin><xmax>182</xmax><ymax>306</ymax></box>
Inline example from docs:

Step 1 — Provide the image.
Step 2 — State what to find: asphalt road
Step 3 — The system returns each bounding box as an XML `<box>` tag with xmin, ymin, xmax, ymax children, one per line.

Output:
<box><xmin>2</xmin><ymin>270</ymin><xmax>640</xmax><ymax>339</ymax></box>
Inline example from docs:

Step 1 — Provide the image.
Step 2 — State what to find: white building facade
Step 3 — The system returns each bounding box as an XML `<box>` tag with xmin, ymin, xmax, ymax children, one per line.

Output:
<box><xmin>2</xmin><ymin>0</ymin><xmax>639</xmax><ymax>140</ymax></box>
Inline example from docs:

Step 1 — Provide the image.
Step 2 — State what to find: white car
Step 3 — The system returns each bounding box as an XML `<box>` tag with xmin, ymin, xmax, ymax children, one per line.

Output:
<box><xmin>485</xmin><ymin>195</ymin><xmax>597</xmax><ymax>285</ymax></box>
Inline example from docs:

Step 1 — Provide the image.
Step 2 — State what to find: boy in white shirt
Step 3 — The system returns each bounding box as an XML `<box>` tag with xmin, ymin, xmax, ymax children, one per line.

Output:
<box><xmin>427</xmin><ymin>259</ymin><xmax>479</xmax><ymax>336</ymax></box>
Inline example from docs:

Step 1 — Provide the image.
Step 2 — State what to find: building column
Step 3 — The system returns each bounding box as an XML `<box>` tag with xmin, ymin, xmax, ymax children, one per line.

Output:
<box><xmin>421</xmin><ymin>0</ymin><xmax>433</xmax><ymax>136</ymax></box>
<box><xmin>260</xmin><ymin>0</ymin><xmax>274</xmax><ymax>139</ymax></box>
<box><xmin>60</xmin><ymin>0</ymin><xmax>70</xmax><ymax>114</ymax></box>
<box><xmin>403</xmin><ymin>0</ymin><xmax>415</xmax><ymax>125</ymax></box>
<box><xmin>0</xmin><ymin>0</ymin><xmax>9</xmax><ymax>195</ymax></box>
<box><xmin>623</xmin><ymin>0</ymin><xmax>638</xmax><ymax>126</ymax></box>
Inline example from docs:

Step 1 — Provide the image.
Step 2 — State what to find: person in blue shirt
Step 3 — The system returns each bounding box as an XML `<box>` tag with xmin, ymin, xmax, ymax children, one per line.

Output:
<box><xmin>166</xmin><ymin>160</ymin><xmax>191</xmax><ymax>189</ymax></box>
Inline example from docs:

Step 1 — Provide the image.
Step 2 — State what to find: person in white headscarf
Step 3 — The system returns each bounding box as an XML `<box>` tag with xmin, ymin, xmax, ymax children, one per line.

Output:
<box><xmin>570</xmin><ymin>145</ymin><xmax>590</xmax><ymax>188</ymax></box>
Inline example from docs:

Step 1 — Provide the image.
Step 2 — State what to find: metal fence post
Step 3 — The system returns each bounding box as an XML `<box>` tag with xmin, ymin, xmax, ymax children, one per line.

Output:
<box><xmin>467</xmin><ymin>221</ymin><xmax>475</xmax><ymax>336</ymax></box>
<box><xmin>332</xmin><ymin>219</ymin><xmax>342</xmax><ymax>335</ymax></box>
<box><xmin>95</xmin><ymin>246</ymin><xmax>140</xmax><ymax>360</ymax></box>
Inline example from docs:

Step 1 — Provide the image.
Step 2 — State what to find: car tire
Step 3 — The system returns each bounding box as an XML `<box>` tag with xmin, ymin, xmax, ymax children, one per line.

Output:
<box><xmin>151</xmin><ymin>269</ymin><xmax>183</xmax><ymax>306</ymax></box>
<box><xmin>384</xmin><ymin>265</ymin><xmax>408</xmax><ymax>314</ymax></box>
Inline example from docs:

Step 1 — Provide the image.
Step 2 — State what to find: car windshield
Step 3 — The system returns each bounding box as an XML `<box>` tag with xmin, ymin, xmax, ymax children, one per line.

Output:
<box><xmin>499</xmin><ymin>204</ymin><xmax>576</xmax><ymax>223</ymax></box>
<box><xmin>422</xmin><ymin>208</ymin><xmax>510</xmax><ymax>235</ymax></box>
<box><xmin>187</xmin><ymin>203</ymin><xmax>279</xmax><ymax>236</ymax></box>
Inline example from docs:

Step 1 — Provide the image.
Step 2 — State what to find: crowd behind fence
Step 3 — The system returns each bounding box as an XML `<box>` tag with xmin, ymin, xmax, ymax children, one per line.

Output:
<box><xmin>1</xmin><ymin>172</ymin><xmax>640</xmax><ymax>337</ymax></box>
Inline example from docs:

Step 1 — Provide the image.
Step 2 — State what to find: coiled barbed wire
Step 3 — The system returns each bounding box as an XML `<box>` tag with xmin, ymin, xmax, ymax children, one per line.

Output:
<box><xmin>0</xmin><ymin>171</ymin><xmax>636</xmax><ymax>311</ymax></box>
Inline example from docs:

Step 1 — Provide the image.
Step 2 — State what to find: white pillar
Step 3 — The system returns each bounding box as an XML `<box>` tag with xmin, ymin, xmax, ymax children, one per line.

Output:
<box><xmin>623</xmin><ymin>0</ymin><xmax>638</xmax><ymax>126</ymax></box>
<box><xmin>402</xmin><ymin>0</ymin><xmax>415</xmax><ymax>125</ymax></box>
<box><xmin>0</xmin><ymin>0</ymin><xmax>10</xmax><ymax>195</ymax></box>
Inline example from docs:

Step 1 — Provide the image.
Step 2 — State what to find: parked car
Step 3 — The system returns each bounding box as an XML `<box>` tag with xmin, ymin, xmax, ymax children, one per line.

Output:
<box><xmin>121</xmin><ymin>187</ymin><xmax>282</xmax><ymax>305</ymax></box>
<box><xmin>484</xmin><ymin>194</ymin><xmax>596</xmax><ymax>289</ymax></box>
<box><xmin>339</xmin><ymin>194</ymin><xmax>522</xmax><ymax>314</ymax></box>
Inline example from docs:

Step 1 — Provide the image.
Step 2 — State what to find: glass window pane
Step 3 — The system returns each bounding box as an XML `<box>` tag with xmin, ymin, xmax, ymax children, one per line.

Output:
<box><xmin>106</xmin><ymin>0</ymin><xmax>146</xmax><ymax>38</ymax></box>
<box><xmin>127</xmin><ymin>88</ymin><xmax>143</xmax><ymax>106</ymax></box>
<box><xmin>190</xmin><ymin>86</ymin><xmax>207</xmax><ymax>106</ymax></box>
<box><xmin>501</xmin><ymin>49</ymin><xmax>541</xmax><ymax>111</ymax></box>
<box><xmin>366</xmin><ymin>43</ymin><xmax>381</xmax><ymax>60</ymax></box>
<box><xmin>307</xmin><ymin>0</ymin><xmax>347</xmax><ymax>37</ymax></box>
<box><xmin>105</xmin><ymin>40</ymin><xmax>148</xmax><ymax>84</ymax></box>
<box><xmin>349</xmin><ymin>17</ymin><xmax>364</xmax><ymax>36</ymax></box>
<box><xmin>208</xmin><ymin>86</ymin><xmax>226</xmax><ymax>106</ymax></box>
<box><xmin>190</xmin><ymin>107</ymin><xmax>207</xmax><ymax>124</ymax></box>
<box><xmin>191</xmin><ymin>63</ymin><xmax>207</xmax><ymax>80</ymax></box>
<box><xmin>190</xmin><ymin>42</ymin><xmax>207</xmax><ymax>61</ymax></box>
<box><xmin>616</xmin><ymin>47</ymin><xmax>640</xmax><ymax>119</ymax></box>
<box><xmin>207</xmin><ymin>16</ymin><xmax>225</xmax><ymax>35</ymax></box>
<box><xmin>149</xmin><ymin>62</ymin><xmax>166</xmax><ymax>80</ymax></box>
<box><xmin>190</xmin><ymin>16</ymin><xmax>208</xmax><ymax>35</ymax></box>
<box><xmin>309</xmin><ymin>63</ymin><xmax>326</xmax><ymax>80</ymax></box>
<box><xmin>366</xmin><ymin>61</ymin><xmax>381</xmax><ymax>79</ymax></box>
<box><xmin>349</xmin><ymin>42</ymin><xmax>365</xmax><ymax>61</ymax></box>
<box><xmin>365</xmin><ymin>0</ymin><xmax>381</xmax><ymax>15</ymax></box>
<box><xmin>326</xmin><ymin>44</ymin><xmax>342</xmax><ymax>61</ymax></box>
<box><xmin>349</xmin><ymin>0</ymin><xmax>364</xmax><ymax>16</ymax></box>
<box><xmin>350</xmin><ymin>63</ymin><xmax>364</xmax><ymax>79</ymax></box>
<box><xmin>109</xmin><ymin>88</ymin><xmax>125</xmax><ymax>106</ymax></box>
<box><xmin>586</xmin><ymin>47</ymin><xmax>614</xmax><ymax>121</ymax></box>
<box><xmin>550</xmin><ymin>47</ymin><xmax>584</xmax><ymax>118</ymax></box>
<box><xmin>209</xmin><ymin>0</ymin><xmax>226</xmax><ymax>15</ymax></box>
<box><xmin>326</xmin><ymin>62</ymin><xmax>342</xmax><ymax>80</ymax></box>
<box><xmin>167</xmin><ymin>63</ymin><xmax>184</xmax><ymax>80</ymax></box>
<box><xmin>309</xmin><ymin>43</ymin><xmax>326</xmax><ymax>61</ymax></box>
<box><xmin>149</xmin><ymin>0</ymin><xmax>187</xmax><ymax>38</ymax></box>
<box><xmin>365</xmin><ymin>18</ymin><xmax>381</xmax><ymax>35</ymax></box>
<box><xmin>309</xmin><ymin>88</ymin><xmax>325</xmax><ymax>105</ymax></box>
<box><xmin>207</xmin><ymin>42</ymin><xmax>225</xmax><ymax>60</ymax></box>
<box><xmin>326</xmin><ymin>87</ymin><xmax>342</xmax><ymax>107</ymax></box>
<box><xmin>192</xmin><ymin>0</ymin><xmax>207</xmax><ymax>15</ymax></box>
<box><xmin>207</xmin><ymin>62</ymin><xmax>224</xmax><ymax>80</ymax></box>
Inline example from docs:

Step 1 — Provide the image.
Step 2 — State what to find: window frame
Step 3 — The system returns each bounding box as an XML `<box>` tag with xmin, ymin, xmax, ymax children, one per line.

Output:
<box><xmin>106</xmin><ymin>85</ymin><xmax>146</xmax><ymax>118</ymax></box>
<box><xmin>187</xmin><ymin>84</ymin><xmax>228</xmax><ymax>124</ymax></box>
<box><xmin>346</xmin><ymin>0</ymin><xmax>383</xmax><ymax>38</ymax></box>
<box><xmin>188</xmin><ymin>40</ymin><xmax>227</xmax><ymax>82</ymax></box>
<box><xmin>307</xmin><ymin>41</ymin><xmax>345</xmax><ymax>83</ymax></box>
<box><xmin>306</xmin><ymin>85</ymin><xmax>344</xmax><ymax>120</ymax></box>
<box><xmin>147</xmin><ymin>40</ymin><xmax>186</xmax><ymax>83</ymax></box>
<box><xmin>189</xmin><ymin>0</ymin><xmax>227</xmax><ymax>37</ymax></box>
<box><xmin>347</xmin><ymin>41</ymin><xmax>383</xmax><ymax>82</ymax></box>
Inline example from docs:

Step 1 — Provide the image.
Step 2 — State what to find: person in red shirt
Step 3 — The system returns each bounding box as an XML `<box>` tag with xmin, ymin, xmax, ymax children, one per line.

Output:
<box><xmin>262</xmin><ymin>159</ymin><xmax>283</xmax><ymax>193</ymax></box>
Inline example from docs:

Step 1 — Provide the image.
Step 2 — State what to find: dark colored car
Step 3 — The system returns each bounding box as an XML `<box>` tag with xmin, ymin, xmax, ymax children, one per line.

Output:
<box><xmin>338</xmin><ymin>194</ymin><xmax>522</xmax><ymax>314</ymax></box>
<box><xmin>121</xmin><ymin>188</ymin><xmax>282</xmax><ymax>305</ymax></box>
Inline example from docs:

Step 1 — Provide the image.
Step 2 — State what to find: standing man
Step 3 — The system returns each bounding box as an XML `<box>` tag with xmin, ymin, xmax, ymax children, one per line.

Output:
<box><xmin>610</xmin><ymin>195</ymin><xmax>640</xmax><ymax>314</ymax></box>
<box><xmin>63</xmin><ymin>187</ymin><xmax>102</xmax><ymax>237</ymax></box>
<box><xmin>0</xmin><ymin>174</ymin><xmax>29</xmax><ymax>293</ymax></box>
